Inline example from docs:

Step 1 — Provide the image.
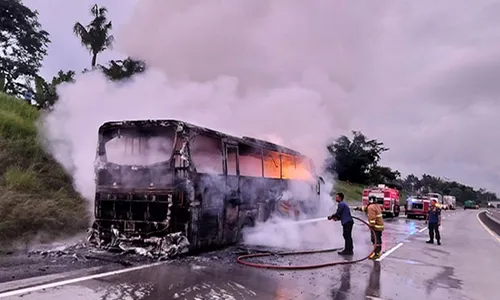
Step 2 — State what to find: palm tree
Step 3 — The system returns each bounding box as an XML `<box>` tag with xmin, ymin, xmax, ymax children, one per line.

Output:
<box><xmin>73</xmin><ymin>4</ymin><xmax>114</xmax><ymax>68</ymax></box>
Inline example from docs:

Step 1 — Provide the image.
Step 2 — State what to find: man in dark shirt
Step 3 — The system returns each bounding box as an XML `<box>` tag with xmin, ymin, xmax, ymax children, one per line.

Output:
<box><xmin>426</xmin><ymin>199</ymin><xmax>441</xmax><ymax>245</ymax></box>
<box><xmin>328</xmin><ymin>192</ymin><xmax>354</xmax><ymax>255</ymax></box>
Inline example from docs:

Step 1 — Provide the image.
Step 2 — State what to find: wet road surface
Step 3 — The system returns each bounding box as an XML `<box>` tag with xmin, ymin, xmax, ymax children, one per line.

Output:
<box><xmin>1</xmin><ymin>210</ymin><xmax>499</xmax><ymax>300</ymax></box>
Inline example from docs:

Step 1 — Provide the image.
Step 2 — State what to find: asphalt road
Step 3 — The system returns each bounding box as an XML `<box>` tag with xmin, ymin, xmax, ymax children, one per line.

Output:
<box><xmin>0</xmin><ymin>209</ymin><xmax>499</xmax><ymax>300</ymax></box>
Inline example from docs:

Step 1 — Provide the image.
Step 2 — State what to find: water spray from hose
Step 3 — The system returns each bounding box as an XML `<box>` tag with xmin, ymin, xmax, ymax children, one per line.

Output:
<box><xmin>237</xmin><ymin>216</ymin><xmax>377</xmax><ymax>270</ymax></box>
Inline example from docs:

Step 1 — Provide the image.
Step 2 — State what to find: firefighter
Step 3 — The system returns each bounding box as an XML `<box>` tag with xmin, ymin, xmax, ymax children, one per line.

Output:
<box><xmin>328</xmin><ymin>192</ymin><xmax>354</xmax><ymax>255</ymax></box>
<box><xmin>355</xmin><ymin>196</ymin><xmax>384</xmax><ymax>259</ymax></box>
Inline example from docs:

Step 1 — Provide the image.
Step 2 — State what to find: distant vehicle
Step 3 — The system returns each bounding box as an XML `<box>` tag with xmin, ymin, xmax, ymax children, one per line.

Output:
<box><xmin>362</xmin><ymin>184</ymin><xmax>401</xmax><ymax>217</ymax></box>
<box><xmin>487</xmin><ymin>201</ymin><xmax>500</xmax><ymax>209</ymax></box>
<box><xmin>464</xmin><ymin>200</ymin><xmax>479</xmax><ymax>210</ymax></box>
<box><xmin>425</xmin><ymin>192</ymin><xmax>444</xmax><ymax>209</ymax></box>
<box><xmin>442</xmin><ymin>195</ymin><xmax>457</xmax><ymax>210</ymax></box>
<box><xmin>405</xmin><ymin>195</ymin><xmax>432</xmax><ymax>219</ymax></box>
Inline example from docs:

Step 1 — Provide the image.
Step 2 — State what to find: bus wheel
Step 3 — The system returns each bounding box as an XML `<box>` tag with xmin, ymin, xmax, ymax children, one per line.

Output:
<box><xmin>237</xmin><ymin>217</ymin><xmax>255</xmax><ymax>243</ymax></box>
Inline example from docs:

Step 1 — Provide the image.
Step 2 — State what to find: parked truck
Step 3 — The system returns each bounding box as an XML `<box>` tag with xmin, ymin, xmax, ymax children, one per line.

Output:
<box><xmin>425</xmin><ymin>192</ymin><xmax>443</xmax><ymax>208</ymax></box>
<box><xmin>443</xmin><ymin>195</ymin><xmax>456</xmax><ymax>210</ymax></box>
<box><xmin>362</xmin><ymin>184</ymin><xmax>401</xmax><ymax>217</ymax></box>
<box><xmin>405</xmin><ymin>195</ymin><xmax>431</xmax><ymax>219</ymax></box>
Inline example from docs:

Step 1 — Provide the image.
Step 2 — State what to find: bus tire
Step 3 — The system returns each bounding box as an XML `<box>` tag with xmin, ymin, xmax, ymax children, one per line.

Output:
<box><xmin>237</xmin><ymin>216</ymin><xmax>255</xmax><ymax>243</ymax></box>
<box><xmin>242</xmin><ymin>217</ymin><xmax>255</xmax><ymax>229</ymax></box>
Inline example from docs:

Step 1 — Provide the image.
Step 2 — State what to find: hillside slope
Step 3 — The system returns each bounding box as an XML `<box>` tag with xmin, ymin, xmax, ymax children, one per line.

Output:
<box><xmin>0</xmin><ymin>93</ymin><xmax>88</xmax><ymax>249</ymax></box>
<box><xmin>333</xmin><ymin>180</ymin><xmax>409</xmax><ymax>205</ymax></box>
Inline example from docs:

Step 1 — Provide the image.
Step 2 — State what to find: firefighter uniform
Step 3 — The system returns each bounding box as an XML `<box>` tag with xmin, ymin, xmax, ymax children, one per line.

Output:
<box><xmin>360</xmin><ymin>203</ymin><xmax>384</xmax><ymax>259</ymax></box>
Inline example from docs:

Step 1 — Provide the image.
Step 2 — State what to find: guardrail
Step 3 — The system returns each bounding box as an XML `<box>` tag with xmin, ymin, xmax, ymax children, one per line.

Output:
<box><xmin>485</xmin><ymin>209</ymin><xmax>500</xmax><ymax>225</ymax></box>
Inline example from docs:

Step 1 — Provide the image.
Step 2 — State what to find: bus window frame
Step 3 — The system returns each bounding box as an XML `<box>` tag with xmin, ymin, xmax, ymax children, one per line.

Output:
<box><xmin>262</xmin><ymin>148</ymin><xmax>281</xmax><ymax>179</ymax></box>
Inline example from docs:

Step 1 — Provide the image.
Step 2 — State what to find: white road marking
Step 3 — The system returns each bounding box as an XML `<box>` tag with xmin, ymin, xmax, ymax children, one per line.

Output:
<box><xmin>376</xmin><ymin>242</ymin><xmax>403</xmax><ymax>261</ymax></box>
<box><xmin>0</xmin><ymin>266</ymin><xmax>103</xmax><ymax>293</ymax></box>
<box><xmin>476</xmin><ymin>212</ymin><xmax>500</xmax><ymax>243</ymax></box>
<box><xmin>0</xmin><ymin>261</ymin><xmax>167</xmax><ymax>298</ymax></box>
<box><xmin>418</xmin><ymin>227</ymin><xmax>427</xmax><ymax>233</ymax></box>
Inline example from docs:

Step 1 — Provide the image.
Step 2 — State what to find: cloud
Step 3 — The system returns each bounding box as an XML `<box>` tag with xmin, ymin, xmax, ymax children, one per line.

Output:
<box><xmin>31</xmin><ymin>0</ymin><xmax>500</xmax><ymax>194</ymax></box>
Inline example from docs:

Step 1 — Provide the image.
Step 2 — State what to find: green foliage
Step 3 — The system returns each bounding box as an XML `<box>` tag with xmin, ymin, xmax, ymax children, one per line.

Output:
<box><xmin>0</xmin><ymin>93</ymin><xmax>88</xmax><ymax>246</ymax></box>
<box><xmin>332</xmin><ymin>181</ymin><xmax>365</xmax><ymax>203</ymax></box>
<box><xmin>369</xmin><ymin>165</ymin><xmax>401</xmax><ymax>186</ymax></box>
<box><xmin>99</xmin><ymin>57</ymin><xmax>147</xmax><ymax>81</ymax></box>
<box><xmin>34</xmin><ymin>70</ymin><xmax>75</xmax><ymax>108</ymax></box>
<box><xmin>3</xmin><ymin>166</ymin><xmax>39</xmax><ymax>191</ymax></box>
<box><xmin>327</xmin><ymin>131</ymin><xmax>395</xmax><ymax>185</ymax></box>
<box><xmin>3</xmin><ymin>3</ymin><xmax>146</xmax><ymax>111</ymax></box>
<box><xmin>73</xmin><ymin>4</ymin><xmax>114</xmax><ymax>67</ymax></box>
<box><xmin>0</xmin><ymin>0</ymin><xmax>50</xmax><ymax>96</ymax></box>
<box><xmin>396</xmin><ymin>174</ymin><xmax>497</xmax><ymax>205</ymax></box>
<box><xmin>327</xmin><ymin>131</ymin><xmax>498</xmax><ymax>206</ymax></box>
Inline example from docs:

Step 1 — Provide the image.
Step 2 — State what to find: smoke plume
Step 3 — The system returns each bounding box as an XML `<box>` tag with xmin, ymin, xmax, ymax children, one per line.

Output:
<box><xmin>42</xmin><ymin>1</ymin><xmax>356</xmax><ymax>197</ymax></box>
<box><xmin>40</xmin><ymin>0</ymin><xmax>382</xmax><ymax>247</ymax></box>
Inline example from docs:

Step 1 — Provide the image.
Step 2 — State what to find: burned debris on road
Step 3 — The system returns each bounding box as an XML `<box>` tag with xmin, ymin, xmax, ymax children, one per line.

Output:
<box><xmin>87</xmin><ymin>228</ymin><xmax>190</xmax><ymax>260</ymax></box>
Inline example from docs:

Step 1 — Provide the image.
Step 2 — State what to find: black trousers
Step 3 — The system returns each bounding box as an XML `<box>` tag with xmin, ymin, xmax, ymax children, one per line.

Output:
<box><xmin>370</xmin><ymin>230</ymin><xmax>383</xmax><ymax>254</ymax></box>
<box><xmin>428</xmin><ymin>222</ymin><xmax>441</xmax><ymax>241</ymax></box>
<box><xmin>342</xmin><ymin>220</ymin><xmax>354</xmax><ymax>252</ymax></box>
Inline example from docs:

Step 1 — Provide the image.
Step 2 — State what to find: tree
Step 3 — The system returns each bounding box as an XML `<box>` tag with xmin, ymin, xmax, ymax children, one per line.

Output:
<box><xmin>73</xmin><ymin>4</ymin><xmax>114</xmax><ymax>68</ymax></box>
<box><xmin>326</xmin><ymin>131</ymin><xmax>500</xmax><ymax>205</ymax></box>
<box><xmin>34</xmin><ymin>70</ymin><xmax>75</xmax><ymax>109</ymax></box>
<box><xmin>0</xmin><ymin>0</ymin><xmax>50</xmax><ymax>96</ymax></box>
<box><xmin>369</xmin><ymin>165</ymin><xmax>401</xmax><ymax>185</ymax></box>
<box><xmin>99</xmin><ymin>57</ymin><xmax>146</xmax><ymax>81</ymax></box>
<box><xmin>397</xmin><ymin>173</ymin><xmax>498</xmax><ymax>205</ymax></box>
<box><xmin>327</xmin><ymin>131</ymin><xmax>389</xmax><ymax>184</ymax></box>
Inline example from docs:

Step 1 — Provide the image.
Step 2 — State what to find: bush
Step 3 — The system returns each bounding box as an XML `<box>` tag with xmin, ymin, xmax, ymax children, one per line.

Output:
<box><xmin>0</xmin><ymin>93</ymin><xmax>88</xmax><ymax>248</ymax></box>
<box><xmin>333</xmin><ymin>181</ymin><xmax>365</xmax><ymax>202</ymax></box>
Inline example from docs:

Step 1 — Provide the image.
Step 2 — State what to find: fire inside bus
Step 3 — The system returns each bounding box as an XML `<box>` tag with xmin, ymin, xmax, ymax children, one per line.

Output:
<box><xmin>90</xmin><ymin>119</ymin><xmax>323</xmax><ymax>253</ymax></box>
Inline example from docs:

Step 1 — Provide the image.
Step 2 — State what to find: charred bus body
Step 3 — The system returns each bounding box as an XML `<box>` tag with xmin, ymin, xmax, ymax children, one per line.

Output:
<box><xmin>92</xmin><ymin>119</ymin><xmax>322</xmax><ymax>253</ymax></box>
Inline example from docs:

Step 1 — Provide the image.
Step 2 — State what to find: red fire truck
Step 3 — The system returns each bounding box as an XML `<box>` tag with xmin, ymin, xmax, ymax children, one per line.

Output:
<box><xmin>405</xmin><ymin>195</ymin><xmax>431</xmax><ymax>219</ymax></box>
<box><xmin>362</xmin><ymin>184</ymin><xmax>401</xmax><ymax>218</ymax></box>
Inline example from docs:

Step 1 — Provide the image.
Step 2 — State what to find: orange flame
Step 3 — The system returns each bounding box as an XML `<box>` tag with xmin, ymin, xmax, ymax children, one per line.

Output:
<box><xmin>262</xmin><ymin>153</ymin><xmax>313</xmax><ymax>180</ymax></box>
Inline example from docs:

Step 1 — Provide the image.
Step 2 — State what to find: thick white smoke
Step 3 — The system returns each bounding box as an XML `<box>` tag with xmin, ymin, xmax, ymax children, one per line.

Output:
<box><xmin>40</xmin><ymin>0</ymin><xmax>371</xmax><ymax>247</ymax></box>
<box><xmin>242</xmin><ymin>178</ymin><xmax>336</xmax><ymax>250</ymax></box>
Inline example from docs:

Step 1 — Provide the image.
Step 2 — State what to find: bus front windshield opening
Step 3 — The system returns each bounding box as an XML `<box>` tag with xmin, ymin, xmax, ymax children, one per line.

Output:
<box><xmin>101</xmin><ymin>127</ymin><xmax>175</xmax><ymax>166</ymax></box>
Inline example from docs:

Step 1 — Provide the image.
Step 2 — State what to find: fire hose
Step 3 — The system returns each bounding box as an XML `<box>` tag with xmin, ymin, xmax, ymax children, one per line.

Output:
<box><xmin>236</xmin><ymin>215</ymin><xmax>377</xmax><ymax>270</ymax></box>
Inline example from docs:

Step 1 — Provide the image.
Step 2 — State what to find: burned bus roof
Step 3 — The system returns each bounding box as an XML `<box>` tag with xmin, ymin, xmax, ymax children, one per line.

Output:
<box><xmin>99</xmin><ymin>119</ymin><xmax>306</xmax><ymax>157</ymax></box>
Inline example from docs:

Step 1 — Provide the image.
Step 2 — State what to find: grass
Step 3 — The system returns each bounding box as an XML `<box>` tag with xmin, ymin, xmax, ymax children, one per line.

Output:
<box><xmin>333</xmin><ymin>181</ymin><xmax>365</xmax><ymax>203</ymax></box>
<box><xmin>0</xmin><ymin>93</ymin><xmax>88</xmax><ymax>249</ymax></box>
<box><xmin>332</xmin><ymin>180</ymin><xmax>409</xmax><ymax>205</ymax></box>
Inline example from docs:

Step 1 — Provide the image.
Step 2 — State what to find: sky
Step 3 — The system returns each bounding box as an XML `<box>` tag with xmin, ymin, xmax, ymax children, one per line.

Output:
<box><xmin>23</xmin><ymin>0</ymin><xmax>500</xmax><ymax>196</ymax></box>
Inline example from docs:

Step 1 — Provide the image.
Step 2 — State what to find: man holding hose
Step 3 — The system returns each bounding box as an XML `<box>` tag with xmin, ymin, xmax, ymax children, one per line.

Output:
<box><xmin>355</xmin><ymin>196</ymin><xmax>385</xmax><ymax>260</ymax></box>
<box><xmin>328</xmin><ymin>192</ymin><xmax>354</xmax><ymax>255</ymax></box>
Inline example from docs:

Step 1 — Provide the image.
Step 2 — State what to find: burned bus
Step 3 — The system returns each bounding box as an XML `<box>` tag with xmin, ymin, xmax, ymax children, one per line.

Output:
<box><xmin>91</xmin><ymin>119</ymin><xmax>323</xmax><ymax>253</ymax></box>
